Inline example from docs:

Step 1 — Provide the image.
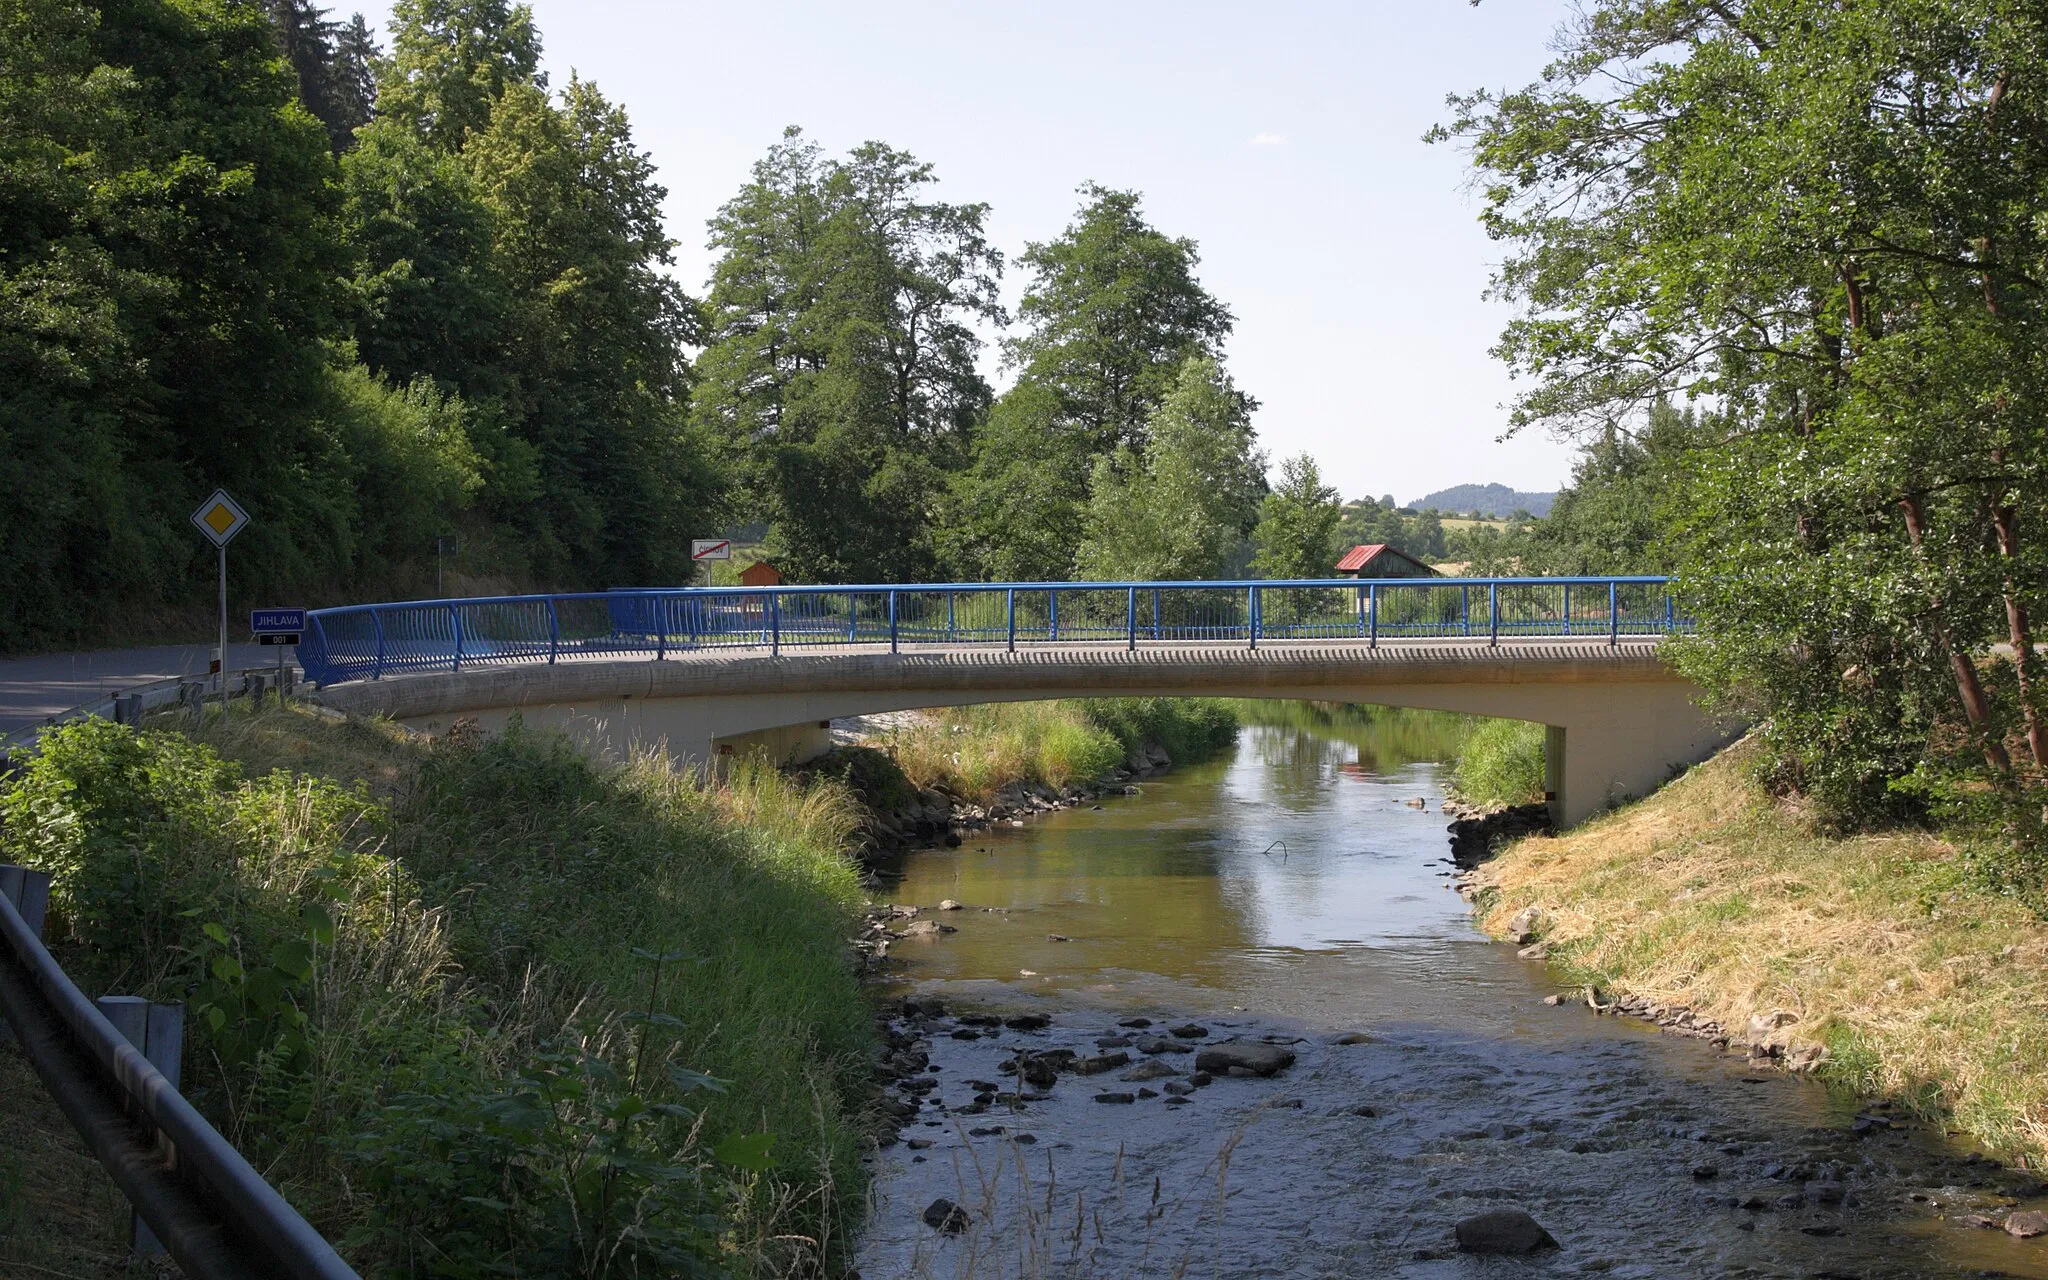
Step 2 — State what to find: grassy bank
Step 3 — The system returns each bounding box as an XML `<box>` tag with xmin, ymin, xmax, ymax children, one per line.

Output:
<box><xmin>1451</xmin><ymin>718</ymin><xmax>1546</xmax><ymax>808</ymax></box>
<box><xmin>0</xmin><ymin>706</ymin><xmax>876</xmax><ymax>1277</ymax></box>
<box><xmin>883</xmin><ymin>698</ymin><xmax>1238</xmax><ymax>801</ymax></box>
<box><xmin>1474</xmin><ymin>738</ymin><xmax>2048</xmax><ymax>1160</ymax></box>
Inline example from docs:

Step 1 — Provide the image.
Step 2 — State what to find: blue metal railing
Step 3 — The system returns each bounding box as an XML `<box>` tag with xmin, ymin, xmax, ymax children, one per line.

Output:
<box><xmin>297</xmin><ymin>577</ymin><xmax>1687</xmax><ymax>687</ymax></box>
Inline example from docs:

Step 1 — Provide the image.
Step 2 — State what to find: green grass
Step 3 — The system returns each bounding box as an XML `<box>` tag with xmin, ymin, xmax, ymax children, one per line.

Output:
<box><xmin>0</xmin><ymin>705</ymin><xmax>877</xmax><ymax>1277</ymax></box>
<box><xmin>1451</xmin><ymin>717</ymin><xmax>1547</xmax><ymax>807</ymax></box>
<box><xmin>883</xmin><ymin>699</ymin><xmax>1239</xmax><ymax>801</ymax></box>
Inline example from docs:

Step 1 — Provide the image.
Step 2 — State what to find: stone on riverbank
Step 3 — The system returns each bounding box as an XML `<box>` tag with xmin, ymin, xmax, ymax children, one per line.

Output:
<box><xmin>1453</xmin><ymin>1209</ymin><xmax>1558</xmax><ymax>1254</ymax></box>
<box><xmin>1194</xmin><ymin>1040</ymin><xmax>1295</xmax><ymax>1077</ymax></box>
<box><xmin>2007</xmin><ymin>1210</ymin><xmax>2048</xmax><ymax>1238</ymax></box>
<box><xmin>1121</xmin><ymin>1059</ymin><xmax>1179</xmax><ymax>1082</ymax></box>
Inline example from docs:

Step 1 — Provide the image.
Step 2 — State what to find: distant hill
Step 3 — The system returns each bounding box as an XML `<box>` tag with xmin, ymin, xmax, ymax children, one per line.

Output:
<box><xmin>1409</xmin><ymin>482</ymin><xmax>1556</xmax><ymax>519</ymax></box>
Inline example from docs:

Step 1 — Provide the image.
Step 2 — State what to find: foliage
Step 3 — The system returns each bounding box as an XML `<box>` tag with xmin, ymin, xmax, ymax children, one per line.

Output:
<box><xmin>1251</xmin><ymin>454</ymin><xmax>1343</xmax><ymax>580</ymax></box>
<box><xmin>1444</xmin><ymin>0</ymin><xmax>2048</xmax><ymax>822</ymax></box>
<box><xmin>0</xmin><ymin>708</ymin><xmax>877</xmax><ymax>1276</ymax></box>
<box><xmin>1451</xmin><ymin>718</ymin><xmax>1546</xmax><ymax>809</ymax></box>
<box><xmin>886</xmin><ymin>699</ymin><xmax>1239</xmax><ymax>801</ymax></box>
<box><xmin>943</xmin><ymin>185</ymin><xmax>1237</xmax><ymax>581</ymax></box>
<box><xmin>1076</xmin><ymin>358</ymin><xmax>1265</xmax><ymax>581</ymax></box>
<box><xmin>1075</xmin><ymin>698</ymin><xmax>1240</xmax><ymax>767</ymax></box>
<box><xmin>693</xmin><ymin>128</ymin><xmax>1002</xmax><ymax>583</ymax></box>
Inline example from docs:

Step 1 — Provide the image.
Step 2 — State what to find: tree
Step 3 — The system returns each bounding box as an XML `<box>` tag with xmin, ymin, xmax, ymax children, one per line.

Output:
<box><xmin>693</xmin><ymin>129</ymin><xmax>1003</xmax><ymax>582</ymax></box>
<box><xmin>1444</xmin><ymin>0</ymin><xmax>2048</xmax><ymax>818</ymax></box>
<box><xmin>265</xmin><ymin>0</ymin><xmax>374</xmax><ymax>152</ymax></box>
<box><xmin>377</xmin><ymin>0</ymin><xmax>542</xmax><ymax>151</ymax></box>
<box><xmin>1076</xmin><ymin>359</ymin><xmax>1265</xmax><ymax>581</ymax></box>
<box><xmin>945</xmin><ymin>184</ymin><xmax>1237</xmax><ymax>579</ymax></box>
<box><xmin>1251</xmin><ymin>454</ymin><xmax>1342</xmax><ymax>579</ymax></box>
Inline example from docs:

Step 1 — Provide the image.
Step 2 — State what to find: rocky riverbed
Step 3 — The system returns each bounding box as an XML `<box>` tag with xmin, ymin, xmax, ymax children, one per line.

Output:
<box><xmin>852</xmin><ymin>722</ymin><xmax>2048</xmax><ymax>1278</ymax></box>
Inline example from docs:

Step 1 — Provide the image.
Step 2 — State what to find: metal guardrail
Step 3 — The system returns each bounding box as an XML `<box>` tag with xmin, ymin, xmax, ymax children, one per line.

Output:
<box><xmin>0</xmin><ymin>870</ymin><xmax>360</xmax><ymax>1279</ymax></box>
<box><xmin>0</xmin><ymin>666</ymin><xmax>296</xmax><ymax>757</ymax></box>
<box><xmin>298</xmin><ymin>576</ymin><xmax>1688</xmax><ymax>686</ymax></box>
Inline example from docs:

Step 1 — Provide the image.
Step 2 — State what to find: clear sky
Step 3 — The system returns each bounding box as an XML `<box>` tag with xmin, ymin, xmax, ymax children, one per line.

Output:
<box><xmin>352</xmin><ymin>0</ymin><xmax>1582</xmax><ymax>505</ymax></box>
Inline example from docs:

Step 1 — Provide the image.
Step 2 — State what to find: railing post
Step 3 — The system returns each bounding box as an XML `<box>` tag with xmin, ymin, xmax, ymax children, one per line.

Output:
<box><xmin>656</xmin><ymin>595</ymin><xmax>667</xmax><ymax>662</ymax></box>
<box><xmin>548</xmin><ymin>598</ymin><xmax>561</xmax><ymax>663</ymax></box>
<box><xmin>848</xmin><ymin>592</ymin><xmax>860</xmax><ymax>642</ymax></box>
<box><xmin>1048</xmin><ymin>589</ymin><xmax>1058</xmax><ymax>642</ymax></box>
<box><xmin>97</xmin><ymin>995</ymin><xmax>183</xmax><ymax>1261</ymax></box>
<box><xmin>1248</xmin><ymin>585</ymin><xmax>1259</xmax><ymax>650</ymax></box>
<box><xmin>889</xmin><ymin>590</ymin><xmax>899</xmax><ymax>654</ymax></box>
<box><xmin>1127</xmin><ymin>586</ymin><xmax>1137</xmax><ymax>651</ymax></box>
<box><xmin>1151</xmin><ymin>588</ymin><xmax>1162</xmax><ymax>640</ymax></box>
<box><xmin>1665</xmin><ymin>592</ymin><xmax>1675</xmax><ymax>633</ymax></box>
<box><xmin>1368</xmin><ymin>583</ymin><xmax>1379</xmax><ymax>649</ymax></box>
<box><xmin>1007</xmin><ymin>589</ymin><xmax>1017</xmax><ymax>651</ymax></box>
<box><xmin>770</xmin><ymin>592</ymin><xmax>780</xmax><ymax>656</ymax></box>
<box><xmin>1489</xmin><ymin>582</ymin><xmax>1499</xmax><ymax>647</ymax></box>
<box><xmin>449</xmin><ymin>604</ymin><xmax>462</xmax><ymax>671</ymax></box>
<box><xmin>946</xmin><ymin>591</ymin><xmax>956</xmax><ymax>643</ymax></box>
<box><xmin>1562</xmin><ymin>583</ymin><xmax>1571</xmax><ymax>636</ymax></box>
<box><xmin>1609</xmin><ymin>581</ymin><xmax>1619</xmax><ymax>646</ymax></box>
<box><xmin>1461</xmin><ymin>585</ymin><xmax>1471</xmax><ymax>637</ymax></box>
<box><xmin>686</xmin><ymin>593</ymin><xmax>698</xmax><ymax>650</ymax></box>
<box><xmin>371</xmin><ymin>607</ymin><xmax>386</xmax><ymax>680</ymax></box>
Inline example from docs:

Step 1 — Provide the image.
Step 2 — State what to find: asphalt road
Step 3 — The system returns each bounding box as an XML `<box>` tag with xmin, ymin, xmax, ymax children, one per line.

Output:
<box><xmin>0</xmin><ymin>644</ymin><xmax>277</xmax><ymax>736</ymax></box>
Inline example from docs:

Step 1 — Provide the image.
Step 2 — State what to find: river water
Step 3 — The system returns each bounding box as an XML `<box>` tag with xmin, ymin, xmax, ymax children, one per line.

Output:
<box><xmin>856</xmin><ymin>720</ymin><xmax>2048</xmax><ymax>1279</ymax></box>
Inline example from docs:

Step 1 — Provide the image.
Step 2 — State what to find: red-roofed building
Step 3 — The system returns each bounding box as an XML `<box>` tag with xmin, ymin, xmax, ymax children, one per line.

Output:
<box><xmin>1334</xmin><ymin>543</ymin><xmax>1441</xmax><ymax>579</ymax></box>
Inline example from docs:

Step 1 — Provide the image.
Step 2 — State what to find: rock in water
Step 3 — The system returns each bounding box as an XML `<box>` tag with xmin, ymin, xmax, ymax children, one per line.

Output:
<box><xmin>1193</xmin><ymin>1041</ymin><xmax>1296</xmax><ymax>1077</ymax></box>
<box><xmin>1168</xmin><ymin>1023</ymin><xmax>1209</xmax><ymax>1039</ymax></box>
<box><xmin>1074</xmin><ymin>1052</ymin><xmax>1131</xmax><ymax>1075</ymax></box>
<box><xmin>2008</xmin><ymin>1210</ymin><xmax>2048</xmax><ymax>1238</ymax></box>
<box><xmin>938</xmin><ymin>899</ymin><xmax>964</xmax><ymax>911</ymax></box>
<box><xmin>1453</xmin><ymin>1209</ymin><xmax>1558</xmax><ymax>1255</ymax></box>
<box><xmin>922</xmin><ymin>1198</ymin><xmax>970</xmax><ymax>1234</ymax></box>
<box><xmin>1004</xmin><ymin>1013</ymin><xmax>1051</xmax><ymax>1031</ymax></box>
<box><xmin>1120</xmin><ymin>1059</ymin><xmax>1179</xmax><ymax>1082</ymax></box>
<box><xmin>1136</xmin><ymin>1035</ymin><xmax>1191</xmax><ymax>1055</ymax></box>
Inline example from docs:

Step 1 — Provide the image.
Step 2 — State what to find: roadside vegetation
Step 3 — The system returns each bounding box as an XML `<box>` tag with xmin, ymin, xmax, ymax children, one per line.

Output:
<box><xmin>1476</xmin><ymin>738</ymin><xmax>2048</xmax><ymax>1160</ymax></box>
<box><xmin>0</xmin><ymin>706</ymin><xmax>876</xmax><ymax>1278</ymax></box>
<box><xmin>881</xmin><ymin>699</ymin><xmax>1239</xmax><ymax>802</ymax></box>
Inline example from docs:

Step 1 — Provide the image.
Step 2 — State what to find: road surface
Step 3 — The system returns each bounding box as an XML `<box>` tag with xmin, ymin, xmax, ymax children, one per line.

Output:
<box><xmin>0</xmin><ymin>644</ymin><xmax>275</xmax><ymax>737</ymax></box>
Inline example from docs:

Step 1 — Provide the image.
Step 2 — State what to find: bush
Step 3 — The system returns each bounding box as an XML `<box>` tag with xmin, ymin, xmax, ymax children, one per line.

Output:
<box><xmin>1075</xmin><ymin>698</ymin><xmax>1240</xmax><ymax>767</ymax></box>
<box><xmin>1452</xmin><ymin>718</ymin><xmax>1546</xmax><ymax>808</ymax></box>
<box><xmin>0</xmin><ymin>709</ymin><xmax>876</xmax><ymax>1278</ymax></box>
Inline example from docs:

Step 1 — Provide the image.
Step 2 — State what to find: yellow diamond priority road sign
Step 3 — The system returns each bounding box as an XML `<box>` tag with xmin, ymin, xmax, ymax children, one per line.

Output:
<box><xmin>190</xmin><ymin>489</ymin><xmax>250</xmax><ymax>548</ymax></box>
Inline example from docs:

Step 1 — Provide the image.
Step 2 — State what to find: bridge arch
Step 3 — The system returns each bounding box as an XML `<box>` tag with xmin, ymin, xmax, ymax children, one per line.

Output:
<box><xmin>312</xmin><ymin>641</ymin><xmax>1735</xmax><ymax>827</ymax></box>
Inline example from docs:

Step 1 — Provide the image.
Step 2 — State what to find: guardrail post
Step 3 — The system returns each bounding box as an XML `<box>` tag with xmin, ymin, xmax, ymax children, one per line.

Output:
<box><xmin>1006</xmin><ymin>589</ymin><xmax>1016</xmax><ymax>652</ymax></box>
<box><xmin>1368</xmin><ymin>583</ymin><xmax>1379</xmax><ymax>649</ymax></box>
<box><xmin>97</xmin><ymin>995</ymin><xmax>184</xmax><ymax>1261</ymax></box>
<box><xmin>946</xmin><ymin>591</ymin><xmax>956</xmax><ymax>643</ymax></box>
<box><xmin>1048</xmin><ymin>590</ymin><xmax>1058</xmax><ymax>642</ymax></box>
<box><xmin>770</xmin><ymin>592</ymin><xmax>781</xmax><ymax>656</ymax></box>
<box><xmin>1562</xmin><ymin>583</ymin><xmax>1571</xmax><ymax>636</ymax></box>
<box><xmin>371</xmin><ymin>607</ymin><xmax>386</xmax><ymax>680</ymax></box>
<box><xmin>1248</xmin><ymin>586</ymin><xmax>1259</xmax><ymax>650</ymax></box>
<box><xmin>0</xmin><ymin>865</ymin><xmax>50</xmax><ymax>1049</ymax></box>
<box><xmin>1151</xmin><ymin>588</ymin><xmax>1161</xmax><ymax>640</ymax></box>
<box><xmin>449</xmin><ymin>604</ymin><xmax>463</xmax><ymax>672</ymax></box>
<box><xmin>1609</xmin><ymin>581</ymin><xmax>1619</xmax><ymax>646</ymax></box>
<box><xmin>1664</xmin><ymin>592</ymin><xmax>1675</xmax><ymax>633</ymax></box>
<box><xmin>547</xmin><ymin>598</ymin><xmax>561</xmax><ymax>663</ymax></box>
<box><xmin>1127</xmin><ymin>587</ymin><xmax>1137</xmax><ymax>651</ymax></box>
<box><xmin>888</xmin><ymin>590</ymin><xmax>899</xmax><ymax>654</ymax></box>
<box><xmin>1489</xmin><ymin>582</ymin><xmax>1499</xmax><ymax>647</ymax></box>
<box><xmin>1461</xmin><ymin>585</ymin><xmax>1470</xmax><ymax>637</ymax></box>
<box><xmin>656</xmin><ymin>596</ymin><xmax>667</xmax><ymax>662</ymax></box>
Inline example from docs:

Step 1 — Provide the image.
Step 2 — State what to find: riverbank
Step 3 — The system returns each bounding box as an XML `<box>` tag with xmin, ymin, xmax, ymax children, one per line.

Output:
<box><xmin>1470</xmin><ymin>737</ymin><xmax>2048</xmax><ymax>1166</ymax></box>
<box><xmin>0</xmin><ymin>705</ymin><xmax>877</xmax><ymax>1277</ymax></box>
<box><xmin>810</xmin><ymin>699</ymin><xmax>1240</xmax><ymax>857</ymax></box>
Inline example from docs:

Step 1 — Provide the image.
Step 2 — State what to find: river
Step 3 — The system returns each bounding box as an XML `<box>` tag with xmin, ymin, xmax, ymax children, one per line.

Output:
<box><xmin>856</xmin><ymin>718</ymin><xmax>2048</xmax><ymax>1279</ymax></box>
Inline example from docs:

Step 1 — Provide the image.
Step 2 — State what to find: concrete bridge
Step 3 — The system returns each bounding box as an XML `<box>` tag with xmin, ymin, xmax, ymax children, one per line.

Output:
<box><xmin>302</xmin><ymin>577</ymin><xmax>1731</xmax><ymax>826</ymax></box>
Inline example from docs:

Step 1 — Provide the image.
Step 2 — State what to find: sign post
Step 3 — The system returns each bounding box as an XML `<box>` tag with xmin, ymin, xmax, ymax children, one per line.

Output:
<box><xmin>189</xmin><ymin>490</ymin><xmax>250</xmax><ymax>696</ymax></box>
<box><xmin>250</xmin><ymin>609</ymin><xmax>304</xmax><ymax>705</ymax></box>
<box><xmin>690</xmin><ymin>539</ymin><xmax>732</xmax><ymax>585</ymax></box>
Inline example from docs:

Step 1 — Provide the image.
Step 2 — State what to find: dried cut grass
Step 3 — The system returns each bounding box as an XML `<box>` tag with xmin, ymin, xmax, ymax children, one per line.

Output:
<box><xmin>1475</xmin><ymin>737</ymin><xmax>2048</xmax><ymax>1159</ymax></box>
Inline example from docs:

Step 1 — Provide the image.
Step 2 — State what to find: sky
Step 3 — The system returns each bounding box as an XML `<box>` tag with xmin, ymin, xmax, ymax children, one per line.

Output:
<box><xmin>352</xmin><ymin>0</ymin><xmax>1583</xmax><ymax>505</ymax></box>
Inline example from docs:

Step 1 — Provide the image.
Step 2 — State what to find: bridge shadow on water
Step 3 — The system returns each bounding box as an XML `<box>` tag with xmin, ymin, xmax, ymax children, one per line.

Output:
<box><xmin>858</xmin><ymin>721</ymin><xmax>2048</xmax><ymax>1279</ymax></box>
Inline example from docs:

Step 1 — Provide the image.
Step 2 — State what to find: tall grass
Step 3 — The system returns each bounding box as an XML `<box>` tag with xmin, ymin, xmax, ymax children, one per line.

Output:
<box><xmin>0</xmin><ymin>706</ymin><xmax>877</xmax><ymax>1277</ymax></box>
<box><xmin>1450</xmin><ymin>718</ymin><xmax>1547</xmax><ymax>808</ymax></box>
<box><xmin>883</xmin><ymin>699</ymin><xmax>1238</xmax><ymax>801</ymax></box>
